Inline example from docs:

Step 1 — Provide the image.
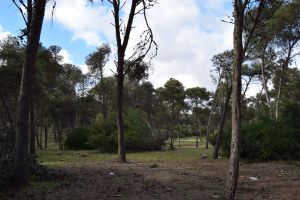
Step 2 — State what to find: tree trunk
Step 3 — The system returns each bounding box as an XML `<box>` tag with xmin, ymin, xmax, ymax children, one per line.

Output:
<box><xmin>275</xmin><ymin>42</ymin><xmax>294</xmax><ymax>119</ymax></box>
<box><xmin>225</xmin><ymin>1</ymin><xmax>243</xmax><ymax>199</ymax></box>
<box><xmin>0</xmin><ymin>90</ymin><xmax>15</xmax><ymax>134</ymax></box>
<box><xmin>39</xmin><ymin>127</ymin><xmax>43</xmax><ymax>149</ymax></box>
<box><xmin>206</xmin><ymin>76</ymin><xmax>222</xmax><ymax>149</ymax></box>
<box><xmin>196</xmin><ymin>120</ymin><xmax>200</xmax><ymax>148</ymax></box>
<box><xmin>12</xmin><ymin>0</ymin><xmax>46</xmax><ymax>186</ymax></box>
<box><xmin>260</xmin><ymin>46</ymin><xmax>272</xmax><ymax>117</ymax></box>
<box><xmin>35</xmin><ymin>127</ymin><xmax>40</xmax><ymax>149</ymax></box>
<box><xmin>53</xmin><ymin>125</ymin><xmax>58</xmax><ymax>143</ymax></box>
<box><xmin>44</xmin><ymin>126</ymin><xmax>48</xmax><ymax>148</ymax></box>
<box><xmin>213</xmin><ymin>85</ymin><xmax>232</xmax><ymax>159</ymax></box>
<box><xmin>116</xmin><ymin>57</ymin><xmax>126</xmax><ymax>162</ymax></box>
<box><xmin>169</xmin><ymin>104</ymin><xmax>175</xmax><ymax>150</ymax></box>
<box><xmin>29</xmin><ymin>103</ymin><xmax>35</xmax><ymax>155</ymax></box>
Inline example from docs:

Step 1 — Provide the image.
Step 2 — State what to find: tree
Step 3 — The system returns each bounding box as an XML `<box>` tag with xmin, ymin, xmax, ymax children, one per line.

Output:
<box><xmin>186</xmin><ymin>87</ymin><xmax>210</xmax><ymax>148</ymax></box>
<box><xmin>86</xmin><ymin>44</ymin><xmax>111</xmax><ymax>119</ymax></box>
<box><xmin>210</xmin><ymin>50</ymin><xmax>233</xmax><ymax>159</ymax></box>
<box><xmin>226</xmin><ymin>0</ymin><xmax>265</xmax><ymax>199</ymax></box>
<box><xmin>160</xmin><ymin>78</ymin><xmax>185</xmax><ymax>150</ymax></box>
<box><xmin>107</xmin><ymin>0</ymin><xmax>157</xmax><ymax>162</ymax></box>
<box><xmin>269</xmin><ymin>0</ymin><xmax>300</xmax><ymax>119</ymax></box>
<box><xmin>12</xmin><ymin>0</ymin><xmax>47</xmax><ymax>186</ymax></box>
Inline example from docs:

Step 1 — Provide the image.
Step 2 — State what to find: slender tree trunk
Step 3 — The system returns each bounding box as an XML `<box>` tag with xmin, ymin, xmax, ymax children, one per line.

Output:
<box><xmin>44</xmin><ymin>126</ymin><xmax>48</xmax><ymax>148</ymax></box>
<box><xmin>196</xmin><ymin>131</ymin><xmax>199</xmax><ymax>149</ymax></box>
<box><xmin>39</xmin><ymin>127</ymin><xmax>43</xmax><ymax>149</ymax></box>
<box><xmin>206</xmin><ymin>76</ymin><xmax>222</xmax><ymax>149</ymax></box>
<box><xmin>213</xmin><ymin>85</ymin><xmax>232</xmax><ymax>159</ymax></box>
<box><xmin>196</xmin><ymin>120</ymin><xmax>200</xmax><ymax>148</ymax></box>
<box><xmin>0</xmin><ymin>90</ymin><xmax>15</xmax><ymax>134</ymax></box>
<box><xmin>260</xmin><ymin>46</ymin><xmax>272</xmax><ymax>117</ymax></box>
<box><xmin>275</xmin><ymin>43</ymin><xmax>294</xmax><ymax>119</ymax></box>
<box><xmin>53</xmin><ymin>125</ymin><xmax>58</xmax><ymax>143</ymax></box>
<box><xmin>29</xmin><ymin>103</ymin><xmax>35</xmax><ymax>155</ymax></box>
<box><xmin>116</xmin><ymin>57</ymin><xmax>126</xmax><ymax>162</ymax></box>
<box><xmin>35</xmin><ymin>127</ymin><xmax>40</xmax><ymax>149</ymax></box>
<box><xmin>169</xmin><ymin>105</ymin><xmax>175</xmax><ymax>150</ymax></box>
<box><xmin>112</xmin><ymin>0</ymin><xmax>138</xmax><ymax>163</ymax></box>
<box><xmin>12</xmin><ymin>0</ymin><xmax>46</xmax><ymax>186</ymax></box>
<box><xmin>225</xmin><ymin>1</ymin><xmax>245</xmax><ymax>199</ymax></box>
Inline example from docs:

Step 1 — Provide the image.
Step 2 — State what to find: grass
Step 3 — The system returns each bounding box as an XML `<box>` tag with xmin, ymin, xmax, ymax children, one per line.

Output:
<box><xmin>37</xmin><ymin>136</ymin><xmax>214</xmax><ymax>167</ymax></box>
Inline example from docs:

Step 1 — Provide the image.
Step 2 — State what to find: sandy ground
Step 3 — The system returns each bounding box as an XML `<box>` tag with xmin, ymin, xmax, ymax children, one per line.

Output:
<box><xmin>3</xmin><ymin>159</ymin><xmax>300</xmax><ymax>200</ymax></box>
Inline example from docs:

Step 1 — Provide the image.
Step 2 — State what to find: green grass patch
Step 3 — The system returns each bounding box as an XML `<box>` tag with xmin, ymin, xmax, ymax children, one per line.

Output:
<box><xmin>37</xmin><ymin>149</ymin><xmax>117</xmax><ymax>167</ymax></box>
<box><xmin>37</xmin><ymin>136</ymin><xmax>214</xmax><ymax>167</ymax></box>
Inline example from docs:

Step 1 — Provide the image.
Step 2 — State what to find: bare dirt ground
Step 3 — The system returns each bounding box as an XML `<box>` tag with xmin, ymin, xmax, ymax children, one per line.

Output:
<box><xmin>3</xmin><ymin>160</ymin><xmax>300</xmax><ymax>200</ymax></box>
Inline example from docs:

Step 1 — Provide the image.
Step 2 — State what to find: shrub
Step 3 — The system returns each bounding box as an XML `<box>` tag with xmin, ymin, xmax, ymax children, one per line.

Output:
<box><xmin>88</xmin><ymin>109</ymin><xmax>165</xmax><ymax>152</ymax></box>
<box><xmin>221</xmin><ymin>110</ymin><xmax>300</xmax><ymax>161</ymax></box>
<box><xmin>88</xmin><ymin>113</ymin><xmax>118</xmax><ymax>152</ymax></box>
<box><xmin>64</xmin><ymin>128</ymin><xmax>91</xmax><ymax>150</ymax></box>
<box><xmin>207</xmin><ymin>130</ymin><xmax>218</xmax><ymax>146</ymax></box>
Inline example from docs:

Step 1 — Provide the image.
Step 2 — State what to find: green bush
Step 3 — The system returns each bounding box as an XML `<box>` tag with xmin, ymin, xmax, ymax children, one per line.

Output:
<box><xmin>88</xmin><ymin>113</ymin><xmax>118</xmax><ymax>152</ymax></box>
<box><xmin>207</xmin><ymin>130</ymin><xmax>218</xmax><ymax>146</ymax></box>
<box><xmin>87</xmin><ymin>109</ymin><xmax>165</xmax><ymax>152</ymax></box>
<box><xmin>221</xmin><ymin>103</ymin><xmax>300</xmax><ymax>161</ymax></box>
<box><xmin>64</xmin><ymin>128</ymin><xmax>92</xmax><ymax>150</ymax></box>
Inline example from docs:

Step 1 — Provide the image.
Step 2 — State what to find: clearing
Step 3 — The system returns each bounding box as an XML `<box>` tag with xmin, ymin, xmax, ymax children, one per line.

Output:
<box><xmin>2</xmin><ymin>138</ymin><xmax>300</xmax><ymax>200</ymax></box>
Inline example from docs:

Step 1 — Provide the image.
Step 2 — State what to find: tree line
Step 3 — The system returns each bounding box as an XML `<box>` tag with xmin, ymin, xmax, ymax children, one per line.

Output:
<box><xmin>0</xmin><ymin>0</ymin><xmax>299</xmax><ymax>200</ymax></box>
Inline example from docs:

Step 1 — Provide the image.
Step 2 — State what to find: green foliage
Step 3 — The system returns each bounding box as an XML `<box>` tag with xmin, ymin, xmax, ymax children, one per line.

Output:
<box><xmin>87</xmin><ymin>109</ymin><xmax>165</xmax><ymax>152</ymax></box>
<box><xmin>221</xmin><ymin>103</ymin><xmax>300</xmax><ymax>160</ymax></box>
<box><xmin>64</xmin><ymin>128</ymin><xmax>92</xmax><ymax>150</ymax></box>
<box><xmin>88</xmin><ymin>114</ymin><xmax>118</xmax><ymax>152</ymax></box>
<box><xmin>208</xmin><ymin>131</ymin><xmax>218</xmax><ymax>146</ymax></box>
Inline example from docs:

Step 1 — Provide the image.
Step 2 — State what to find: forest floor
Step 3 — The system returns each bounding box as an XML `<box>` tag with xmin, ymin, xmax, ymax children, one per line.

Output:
<box><xmin>2</xmin><ymin>138</ymin><xmax>300</xmax><ymax>200</ymax></box>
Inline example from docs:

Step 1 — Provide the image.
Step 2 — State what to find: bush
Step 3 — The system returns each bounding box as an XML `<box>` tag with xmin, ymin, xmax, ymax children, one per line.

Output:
<box><xmin>87</xmin><ymin>109</ymin><xmax>165</xmax><ymax>152</ymax></box>
<box><xmin>64</xmin><ymin>128</ymin><xmax>92</xmax><ymax>150</ymax></box>
<box><xmin>207</xmin><ymin>130</ymin><xmax>218</xmax><ymax>146</ymax></box>
<box><xmin>221</xmin><ymin>105</ymin><xmax>300</xmax><ymax>161</ymax></box>
<box><xmin>88</xmin><ymin>113</ymin><xmax>118</xmax><ymax>152</ymax></box>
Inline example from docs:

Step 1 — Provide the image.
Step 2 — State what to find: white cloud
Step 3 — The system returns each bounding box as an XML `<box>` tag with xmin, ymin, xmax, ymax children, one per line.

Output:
<box><xmin>46</xmin><ymin>0</ymin><xmax>114</xmax><ymax>45</ymax></box>
<box><xmin>46</xmin><ymin>0</ymin><xmax>234</xmax><ymax>90</ymax></box>
<box><xmin>79</xmin><ymin>64</ymin><xmax>89</xmax><ymax>74</ymax></box>
<box><xmin>59</xmin><ymin>48</ymin><xmax>73</xmax><ymax>64</ymax></box>
<box><xmin>0</xmin><ymin>25</ymin><xmax>10</xmax><ymax>40</ymax></box>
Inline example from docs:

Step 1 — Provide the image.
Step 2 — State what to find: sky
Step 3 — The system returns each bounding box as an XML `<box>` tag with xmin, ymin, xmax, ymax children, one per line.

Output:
<box><xmin>0</xmin><ymin>0</ymin><xmax>234</xmax><ymax>91</ymax></box>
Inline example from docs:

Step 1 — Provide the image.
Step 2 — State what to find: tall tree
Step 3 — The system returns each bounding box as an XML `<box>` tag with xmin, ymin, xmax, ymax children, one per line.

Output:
<box><xmin>12</xmin><ymin>0</ymin><xmax>47</xmax><ymax>186</ymax></box>
<box><xmin>210</xmin><ymin>50</ymin><xmax>233</xmax><ymax>159</ymax></box>
<box><xmin>226</xmin><ymin>0</ymin><xmax>264</xmax><ymax>199</ymax></box>
<box><xmin>186</xmin><ymin>87</ymin><xmax>210</xmax><ymax>148</ymax></box>
<box><xmin>160</xmin><ymin>78</ymin><xmax>185</xmax><ymax>150</ymax></box>
<box><xmin>86</xmin><ymin>44</ymin><xmax>111</xmax><ymax>119</ymax></box>
<box><xmin>107</xmin><ymin>0</ymin><xmax>157</xmax><ymax>162</ymax></box>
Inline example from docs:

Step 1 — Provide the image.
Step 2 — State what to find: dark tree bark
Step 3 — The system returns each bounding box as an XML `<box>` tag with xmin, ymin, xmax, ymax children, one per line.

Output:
<box><xmin>44</xmin><ymin>126</ymin><xmax>48</xmax><ymax>148</ymax></box>
<box><xmin>0</xmin><ymin>90</ymin><xmax>15</xmax><ymax>133</ymax></box>
<box><xmin>29</xmin><ymin>103</ymin><xmax>35</xmax><ymax>155</ymax></box>
<box><xmin>39</xmin><ymin>127</ymin><xmax>42</xmax><ymax>149</ymax></box>
<box><xmin>12</xmin><ymin>0</ymin><xmax>46</xmax><ymax>186</ymax></box>
<box><xmin>35</xmin><ymin>127</ymin><xmax>40</xmax><ymax>149</ymax></box>
<box><xmin>112</xmin><ymin>0</ymin><xmax>137</xmax><ymax>162</ymax></box>
<box><xmin>213</xmin><ymin>85</ymin><xmax>232</xmax><ymax>159</ymax></box>
<box><xmin>109</xmin><ymin>0</ymin><xmax>156</xmax><ymax>162</ymax></box>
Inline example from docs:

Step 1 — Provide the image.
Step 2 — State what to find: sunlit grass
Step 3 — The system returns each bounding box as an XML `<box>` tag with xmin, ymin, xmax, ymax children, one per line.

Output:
<box><xmin>37</xmin><ymin>136</ymin><xmax>214</xmax><ymax>167</ymax></box>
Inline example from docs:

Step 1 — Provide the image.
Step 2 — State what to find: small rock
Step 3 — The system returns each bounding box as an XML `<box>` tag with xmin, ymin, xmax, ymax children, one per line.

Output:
<box><xmin>109</xmin><ymin>172</ymin><xmax>115</xmax><ymax>176</ymax></box>
<box><xmin>212</xmin><ymin>195</ymin><xmax>220</xmax><ymax>199</ymax></box>
<box><xmin>200</xmin><ymin>154</ymin><xmax>208</xmax><ymax>159</ymax></box>
<box><xmin>249</xmin><ymin>176</ymin><xmax>258</xmax><ymax>181</ymax></box>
